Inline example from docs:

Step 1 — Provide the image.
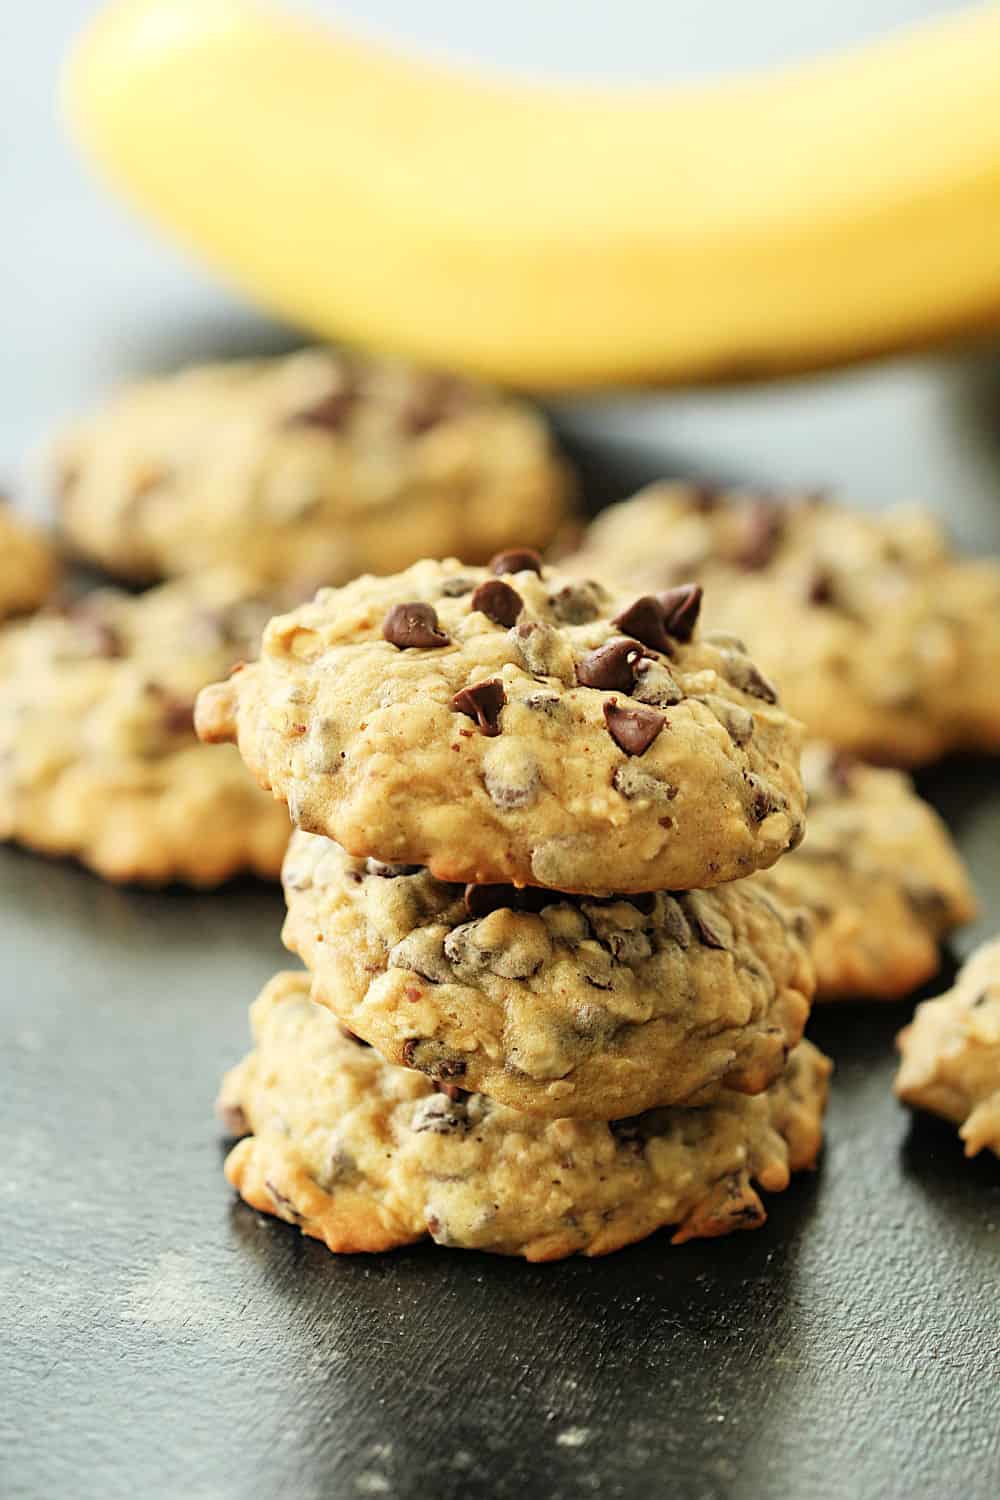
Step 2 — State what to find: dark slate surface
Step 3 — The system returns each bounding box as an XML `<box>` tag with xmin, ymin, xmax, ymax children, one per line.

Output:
<box><xmin>4</xmin><ymin>4</ymin><xmax>1000</xmax><ymax>1497</ymax></box>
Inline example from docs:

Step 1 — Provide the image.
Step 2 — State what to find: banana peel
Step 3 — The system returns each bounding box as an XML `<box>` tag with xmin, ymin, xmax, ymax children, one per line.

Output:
<box><xmin>65</xmin><ymin>0</ymin><xmax>1000</xmax><ymax>390</ymax></box>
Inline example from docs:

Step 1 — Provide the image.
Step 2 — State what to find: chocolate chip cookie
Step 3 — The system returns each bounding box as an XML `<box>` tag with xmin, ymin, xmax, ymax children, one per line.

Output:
<box><xmin>281</xmin><ymin>831</ymin><xmax>814</xmax><ymax>1117</ymax></box>
<box><xmin>570</xmin><ymin>483</ymin><xmax>1000</xmax><ymax>765</ymax></box>
<box><xmin>0</xmin><ymin>502</ymin><xmax>58</xmax><ymax>619</ymax></box>
<box><xmin>55</xmin><ymin>348</ymin><xmax>573</xmax><ymax>586</ymax></box>
<box><xmin>196</xmin><ymin>556</ymin><xmax>806</xmax><ymax>893</ymax></box>
<box><xmin>895</xmin><ymin>939</ymin><xmax>1000</xmax><ymax>1158</ymax></box>
<box><xmin>760</xmin><ymin>745</ymin><xmax>975</xmax><ymax>1001</ymax></box>
<box><xmin>218</xmin><ymin>970</ymin><xmax>831</xmax><ymax>1259</ymax></box>
<box><xmin>0</xmin><ymin>569</ymin><xmax>290</xmax><ymax>884</ymax></box>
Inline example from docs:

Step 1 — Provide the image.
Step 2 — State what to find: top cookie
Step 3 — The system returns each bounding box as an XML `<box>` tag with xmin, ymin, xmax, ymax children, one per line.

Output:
<box><xmin>0</xmin><ymin>502</ymin><xmax>58</xmax><ymax>619</ymax></box>
<box><xmin>570</xmin><ymin>483</ymin><xmax>1000</xmax><ymax>765</ymax></box>
<box><xmin>196</xmin><ymin>555</ymin><xmax>806</xmax><ymax>894</ymax></box>
<box><xmin>55</xmin><ymin>348</ymin><xmax>573</xmax><ymax>586</ymax></box>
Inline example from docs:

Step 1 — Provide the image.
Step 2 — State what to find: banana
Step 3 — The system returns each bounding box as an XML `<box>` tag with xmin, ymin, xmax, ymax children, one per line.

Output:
<box><xmin>65</xmin><ymin>0</ymin><xmax>1000</xmax><ymax>390</ymax></box>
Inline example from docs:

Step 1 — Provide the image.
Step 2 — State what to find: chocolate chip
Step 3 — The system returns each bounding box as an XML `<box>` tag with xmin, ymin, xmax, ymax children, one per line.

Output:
<box><xmin>382</xmin><ymin>601</ymin><xmax>450</xmax><ymax>649</ymax></box>
<box><xmin>657</xmin><ymin>583</ymin><xmax>703</xmax><ymax>642</ymax></box>
<box><xmin>490</xmin><ymin>548</ymin><xmax>543</xmax><ymax>577</ymax></box>
<box><xmin>612</xmin><ymin>596</ymin><xmax>673</xmax><ymax>654</ymax></box>
<box><xmin>632</xmin><ymin>659</ymin><xmax>683</xmax><ymax>708</ymax></box>
<box><xmin>685</xmin><ymin>904</ymin><xmax>727</xmax><ymax>949</ymax></box>
<box><xmin>471</xmin><ymin>578</ymin><xmax>523</xmax><ymax>628</ymax></box>
<box><xmin>741</xmin><ymin>663</ymin><xmax>778</xmax><ymax>704</ymax></box>
<box><xmin>734</xmin><ymin>499</ymin><xmax>784</xmax><ymax>570</ymax></box>
<box><xmin>576</xmin><ymin>638</ymin><xmax>644</xmax><ymax>693</ymax></box>
<box><xmin>265</xmin><ymin>1179</ymin><xmax>301</xmax><ymax>1219</ymax></box>
<box><xmin>603</xmin><ymin>700</ymin><xmax>665</xmax><ymax>756</ymax></box>
<box><xmin>292</xmin><ymin>386</ymin><xmax>356</xmax><ymax>431</ymax></box>
<box><xmin>161</xmin><ymin>696</ymin><xmax>195</xmax><ymax>735</ymax></box>
<box><xmin>451</xmin><ymin>678</ymin><xmax>506</xmax><ymax>735</ymax></box>
<box><xmin>745</xmin><ymin>773</ymin><xmax>781</xmax><ymax>822</ymax></box>
<box><xmin>806</xmin><ymin>567</ymin><xmax>836</xmax><ymax>606</ymax></box>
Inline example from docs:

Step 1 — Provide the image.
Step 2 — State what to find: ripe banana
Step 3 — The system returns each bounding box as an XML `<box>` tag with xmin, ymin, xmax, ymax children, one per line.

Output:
<box><xmin>66</xmin><ymin>0</ymin><xmax>1000</xmax><ymax>390</ymax></box>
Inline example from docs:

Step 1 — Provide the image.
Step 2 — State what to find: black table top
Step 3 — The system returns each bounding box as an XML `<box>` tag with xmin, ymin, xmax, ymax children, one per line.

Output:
<box><xmin>4</xmin><ymin>5</ymin><xmax>1000</xmax><ymax>1498</ymax></box>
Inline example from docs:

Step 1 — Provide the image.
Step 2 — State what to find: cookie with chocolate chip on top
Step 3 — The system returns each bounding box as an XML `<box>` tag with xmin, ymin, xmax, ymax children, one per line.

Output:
<box><xmin>0</xmin><ymin>568</ymin><xmax>290</xmax><ymax>885</ymax></box>
<box><xmin>895</xmin><ymin>939</ymin><xmax>1000</xmax><ymax>1158</ymax></box>
<box><xmin>55</xmin><ymin>347</ymin><xmax>573</xmax><ymax>587</ymax></box>
<box><xmin>760</xmin><ymin>745</ymin><xmax>976</xmax><ymax>1001</ymax></box>
<box><xmin>280</xmin><ymin>830</ymin><xmax>815</xmax><ymax>1118</ymax></box>
<box><xmin>196</xmin><ymin>554</ymin><xmax>807</xmax><ymax>894</ymax></box>
<box><xmin>218</xmin><ymin>969</ymin><xmax>832</xmax><ymax>1259</ymax></box>
<box><xmin>569</xmin><ymin>482</ymin><xmax>1000</xmax><ymax>765</ymax></box>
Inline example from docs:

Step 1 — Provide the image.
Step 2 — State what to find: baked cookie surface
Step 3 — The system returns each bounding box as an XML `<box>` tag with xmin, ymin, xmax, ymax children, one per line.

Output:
<box><xmin>0</xmin><ymin>569</ymin><xmax>290</xmax><ymax>884</ymax></box>
<box><xmin>219</xmin><ymin>970</ymin><xmax>831</xmax><ymax>1260</ymax></box>
<box><xmin>761</xmin><ymin>745</ymin><xmax>975</xmax><ymax>1001</ymax></box>
<box><xmin>56</xmin><ymin>348</ymin><xmax>572</xmax><ymax>585</ymax></box>
<box><xmin>0</xmin><ymin>503</ymin><xmax>58</xmax><ymax>619</ymax></box>
<box><xmin>281</xmin><ymin>830</ymin><xmax>814</xmax><ymax>1117</ymax></box>
<box><xmin>196</xmin><ymin>556</ymin><xmax>806</xmax><ymax>894</ymax></box>
<box><xmin>895</xmin><ymin>939</ymin><xmax>1000</xmax><ymax>1159</ymax></box>
<box><xmin>570</xmin><ymin>483</ymin><xmax>1000</xmax><ymax>765</ymax></box>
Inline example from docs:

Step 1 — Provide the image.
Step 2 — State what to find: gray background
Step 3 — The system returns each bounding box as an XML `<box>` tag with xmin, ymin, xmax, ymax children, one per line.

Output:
<box><xmin>3</xmin><ymin>5</ymin><xmax>1000</xmax><ymax>1499</ymax></box>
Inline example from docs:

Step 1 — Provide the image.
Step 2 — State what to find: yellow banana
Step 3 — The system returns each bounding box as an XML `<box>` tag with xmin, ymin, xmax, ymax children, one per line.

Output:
<box><xmin>66</xmin><ymin>0</ymin><xmax>1000</xmax><ymax>390</ymax></box>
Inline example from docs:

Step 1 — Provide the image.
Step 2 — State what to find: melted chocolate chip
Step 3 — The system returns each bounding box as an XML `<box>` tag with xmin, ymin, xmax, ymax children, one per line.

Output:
<box><xmin>745</xmin><ymin>774</ymin><xmax>780</xmax><ymax>822</ymax></box>
<box><xmin>436</xmin><ymin>1057</ymin><xmax>468</xmax><ymax>1080</ymax></box>
<box><xmin>490</xmin><ymin>548</ymin><xmax>543</xmax><ymax>577</ymax></box>
<box><xmin>451</xmin><ymin>678</ymin><xmax>506</xmax><ymax>735</ymax></box>
<box><xmin>741</xmin><ymin>663</ymin><xmax>778</xmax><ymax>704</ymax></box>
<box><xmin>603</xmin><ymin>700</ymin><xmax>665</xmax><ymax>756</ymax></box>
<box><xmin>471</xmin><ymin>578</ymin><xmax>523</xmax><ymax>628</ymax></box>
<box><xmin>292</xmin><ymin>386</ymin><xmax>356</xmax><ymax>431</ymax></box>
<box><xmin>383</xmin><ymin>601</ymin><xmax>450</xmax><ymax>649</ymax></box>
<box><xmin>612</xmin><ymin>596</ymin><xmax>674</xmax><ymax>654</ymax></box>
<box><xmin>440</xmin><ymin>575</ymin><xmax>477</xmax><ymax>598</ymax></box>
<box><xmin>734</xmin><ymin>499</ymin><xmax>785</xmax><ymax>570</ymax></box>
<box><xmin>806</xmin><ymin>567</ymin><xmax>836</xmax><ymax>606</ymax></box>
<box><xmin>657</xmin><ymin>583</ymin><xmax>703</xmax><ymax>642</ymax></box>
<box><xmin>576</xmin><ymin>638</ymin><xmax>643</xmax><ymax>693</ymax></box>
<box><xmin>686</xmin><ymin>905</ymin><xmax>727</xmax><ymax>949</ymax></box>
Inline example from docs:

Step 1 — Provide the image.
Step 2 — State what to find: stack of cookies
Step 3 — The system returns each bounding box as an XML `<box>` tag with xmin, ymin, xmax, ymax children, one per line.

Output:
<box><xmin>198</xmin><ymin>551</ymin><xmax>832</xmax><ymax>1260</ymax></box>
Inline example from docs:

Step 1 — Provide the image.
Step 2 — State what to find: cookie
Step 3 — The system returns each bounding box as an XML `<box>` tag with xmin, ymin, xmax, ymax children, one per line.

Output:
<box><xmin>0</xmin><ymin>502</ymin><xmax>58</xmax><ymax>620</ymax></box>
<box><xmin>569</xmin><ymin>483</ymin><xmax>1000</xmax><ymax>765</ymax></box>
<box><xmin>760</xmin><ymin>745</ymin><xmax>975</xmax><ymax>1002</ymax></box>
<box><xmin>895</xmin><ymin>939</ymin><xmax>1000</xmax><ymax>1158</ymax></box>
<box><xmin>55</xmin><ymin>348</ymin><xmax>573</xmax><ymax>586</ymax></box>
<box><xmin>281</xmin><ymin>830</ymin><xmax>814</xmax><ymax>1117</ymax></box>
<box><xmin>218</xmin><ymin>970</ymin><xmax>831</xmax><ymax>1260</ymax></box>
<box><xmin>196</xmin><ymin>556</ymin><xmax>806</xmax><ymax>894</ymax></box>
<box><xmin>0</xmin><ymin>569</ymin><xmax>290</xmax><ymax>885</ymax></box>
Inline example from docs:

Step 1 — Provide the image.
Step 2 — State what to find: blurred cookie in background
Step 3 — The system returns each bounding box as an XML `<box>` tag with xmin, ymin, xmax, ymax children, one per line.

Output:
<box><xmin>567</xmin><ymin>483</ymin><xmax>1000</xmax><ymax>765</ymax></box>
<box><xmin>54</xmin><ymin>347</ymin><xmax>574</xmax><ymax>587</ymax></box>
<box><xmin>759</xmin><ymin>744</ymin><xmax>975</xmax><ymax>1003</ymax></box>
<box><xmin>896</xmin><ymin>939</ymin><xmax>1000</xmax><ymax>1159</ymax></box>
<box><xmin>0</xmin><ymin>568</ymin><xmax>291</xmax><ymax>885</ymax></box>
<box><xmin>0</xmin><ymin>500</ymin><xmax>59</xmax><ymax>620</ymax></box>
